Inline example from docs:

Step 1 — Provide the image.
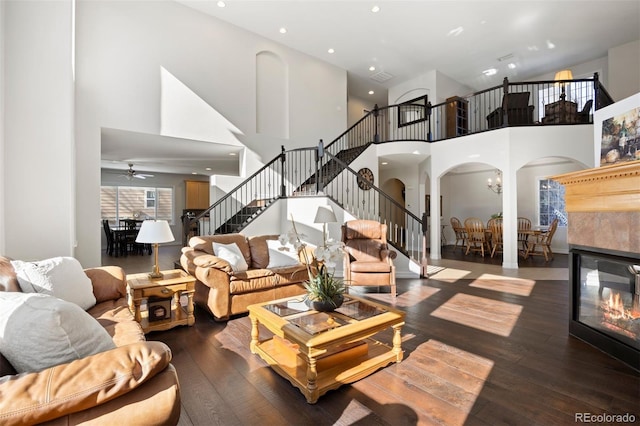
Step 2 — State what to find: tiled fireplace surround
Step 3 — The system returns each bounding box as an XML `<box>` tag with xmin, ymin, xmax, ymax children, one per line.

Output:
<box><xmin>553</xmin><ymin>161</ymin><xmax>640</xmax><ymax>370</ymax></box>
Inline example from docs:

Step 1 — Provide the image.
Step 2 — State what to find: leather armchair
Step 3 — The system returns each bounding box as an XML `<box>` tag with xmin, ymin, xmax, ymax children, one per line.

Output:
<box><xmin>341</xmin><ymin>220</ymin><xmax>397</xmax><ymax>297</ymax></box>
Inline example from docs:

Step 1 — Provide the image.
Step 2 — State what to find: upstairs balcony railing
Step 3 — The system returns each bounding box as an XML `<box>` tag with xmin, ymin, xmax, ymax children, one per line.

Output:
<box><xmin>183</xmin><ymin>73</ymin><xmax>614</xmax><ymax>276</ymax></box>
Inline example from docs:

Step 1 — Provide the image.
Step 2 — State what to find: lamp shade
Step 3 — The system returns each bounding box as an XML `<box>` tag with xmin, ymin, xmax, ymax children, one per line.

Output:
<box><xmin>135</xmin><ymin>220</ymin><xmax>175</xmax><ymax>244</ymax></box>
<box><xmin>554</xmin><ymin>69</ymin><xmax>573</xmax><ymax>81</ymax></box>
<box><xmin>314</xmin><ymin>205</ymin><xmax>337</xmax><ymax>224</ymax></box>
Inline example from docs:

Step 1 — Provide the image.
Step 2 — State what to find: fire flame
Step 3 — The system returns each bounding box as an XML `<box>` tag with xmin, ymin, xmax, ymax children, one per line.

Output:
<box><xmin>606</xmin><ymin>291</ymin><xmax>626</xmax><ymax>320</ymax></box>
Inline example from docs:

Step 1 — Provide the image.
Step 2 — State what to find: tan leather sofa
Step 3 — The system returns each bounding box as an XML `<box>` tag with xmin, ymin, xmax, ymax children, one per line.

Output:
<box><xmin>0</xmin><ymin>257</ymin><xmax>181</xmax><ymax>426</ymax></box>
<box><xmin>180</xmin><ymin>234</ymin><xmax>309</xmax><ymax>321</ymax></box>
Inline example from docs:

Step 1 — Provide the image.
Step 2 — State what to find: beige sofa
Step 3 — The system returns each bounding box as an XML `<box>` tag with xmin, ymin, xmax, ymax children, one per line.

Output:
<box><xmin>180</xmin><ymin>234</ymin><xmax>310</xmax><ymax>321</ymax></box>
<box><xmin>0</xmin><ymin>257</ymin><xmax>181</xmax><ymax>426</ymax></box>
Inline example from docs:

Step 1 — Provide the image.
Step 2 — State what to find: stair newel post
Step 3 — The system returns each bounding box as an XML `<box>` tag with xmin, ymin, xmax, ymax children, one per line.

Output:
<box><xmin>501</xmin><ymin>77</ymin><xmax>510</xmax><ymax>127</ymax></box>
<box><xmin>421</xmin><ymin>211</ymin><xmax>429</xmax><ymax>277</ymax></box>
<box><xmin>593</xmin><ymin>72</ymin><xmax>600</xmax><ymax>110</ymax></box>
<box><xmin>373</xmin><ymin>104</ymin><xmax>380</xmax><ymax>143</ymax></box>
<box><xmin>426</xmin><ymin>101</ymin><xmax>433</xmax><ymax>142</ymax></box>
<box><xmin>316</xmin><ymin>139</ymin><xmax>324</xmax><ymax>194</ymax></box>
<box><xmin>280</xmin><ymin>145</ymin><xmax>286</xmax><ymax>198</ymax></box>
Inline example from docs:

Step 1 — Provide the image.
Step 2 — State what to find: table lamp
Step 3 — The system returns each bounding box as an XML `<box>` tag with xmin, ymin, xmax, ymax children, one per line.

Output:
<box><xmin>136</xmin><ymin>220</ymin><xmax>175</xmax><ymax>279</ymax></box>
<box><xmin>554</xmin><ymin>69</ymin><xmax>573</xmax><ymax>101</ymax></box>
<box><xmin>314</xmin><ymin>205</ymin><xmax>337</xmax><ymax>246</ymax></box>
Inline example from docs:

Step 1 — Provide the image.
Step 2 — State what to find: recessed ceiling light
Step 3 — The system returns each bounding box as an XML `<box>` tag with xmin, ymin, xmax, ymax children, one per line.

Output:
<box><xmin>381</xmin><ymin>161</ymin><xmax>388</xmax><ymax>165</ymax></box>
<box><xmin>327</xmin><ymin>48</ymin><xmax>335</xmax><ymax>54</ymax></box>
<box><xmin>279</xmin><ymin>27</ymin><xmax>287</xmax><ymax>34</ymax></box>
<box><xmin>192</xmin><ymin>172</ymin><xmax>197</xmax><ymax>175</ymax></box>
<box><xmin>508</xmin><ymin>63</ymin><xmax>516</xmax><ymax>69</ymax></box>
<box><xmin>482</xmin><ymin>68</ymin><xmax>497</xmax><ymax>76</ymax></box>
<box><xmin>217</xmin><ymin>1</ymin><xmax>225</xmax><ymax>7</ymax></box>
<box><xmin>371</xmin><ymin>5</ymin><xmax>380</xmax><ymax>13</ymax></box>
<box><xmin>229</xmin><ymin>152</ymin><xmax>236</xmax><ymax>156</ymax></box>
<box><xmin>546</xmin><ymin>40</ymin><xmax>555</xmax><ymax>49</ymax></box>
<box><xmin>447</xmin><ymin>26</ymin><xmax>464</xmax><ymax>37</ymax></box>
<box><xmin>412</xmin><ymin>150</ymin><xmax>420</xmax><ymax>155</ymax></box>
<box><xmin>205</xmin><ymin>167</ymin><xmax>212</xmax><ymax>171</ymax></box>
<box><xmin>369</xmin><ymin>66</ymin><xmax>376</xmax><ymax>71</ymax></box>
<box><xmin>368</xmin><ymin>90</ymin><xmax>374</xmax><ymax>95</ymax></box>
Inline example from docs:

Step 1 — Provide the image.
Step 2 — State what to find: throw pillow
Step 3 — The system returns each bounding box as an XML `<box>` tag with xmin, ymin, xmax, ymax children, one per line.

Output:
<box><xmin>266</xmin><ymin>239</ymin><xmax>300</xmax><ymax>268</ymax></box>
<box><xmin>0</xmin><ymin>292</ymin><xmax>116</xmax><ymax>373</ymax></box>
<box><xmin>212</xmin><ymin>242</ymin><xmax>249</xmax><ymax>272</ymax></box>
<box><xmin>10</xmin><ymin>257</ymin><xmax>96</xmax><ymax>310</ymax></box>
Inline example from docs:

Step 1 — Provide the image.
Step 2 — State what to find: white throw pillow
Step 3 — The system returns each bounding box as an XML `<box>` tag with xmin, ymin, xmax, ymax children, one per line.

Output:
<box><xmin>0</xmin><ymin>292</ymin><xmax>116</xmax><ymax>373</ymax></box>
<box><xmin>266</xmin><ymin>239</ymin><xmax>300</xmax><ymax>268</ymax></box>
<box><xmin>11</xmin><ymin>257</ymin><xmax>96</xmax><ymax>310</ymax></box>
<box><xmin>213</xmin><ymin>242</ymin><xmax>249</xmax><ymax>272</ymax></box>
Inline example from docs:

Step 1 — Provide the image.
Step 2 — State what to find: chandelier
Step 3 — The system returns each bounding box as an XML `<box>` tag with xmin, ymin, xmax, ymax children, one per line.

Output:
<box><xmin>487</xmin><ymin>170</ymin><xmax>502</xmax><ymax>194</ymax></box>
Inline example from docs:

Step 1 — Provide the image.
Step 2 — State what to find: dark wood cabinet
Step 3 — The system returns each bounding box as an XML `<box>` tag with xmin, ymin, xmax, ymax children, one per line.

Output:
<box><xmin>446</xmin><ymin>96</ymin><xmax>468</xmax><ymax>138</ymax></box>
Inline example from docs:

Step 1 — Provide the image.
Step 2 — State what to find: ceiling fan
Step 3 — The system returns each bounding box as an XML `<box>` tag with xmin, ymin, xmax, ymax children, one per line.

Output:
<box><xmin>121</xmin><ymin>163</ymin><xmax>154</xmax><ymax>180</ymax></box>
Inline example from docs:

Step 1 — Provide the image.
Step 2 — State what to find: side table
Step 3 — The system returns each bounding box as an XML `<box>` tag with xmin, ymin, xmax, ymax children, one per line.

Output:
<box><xmin>127</xmin><ymin>269</ymin><xmax>196</xmax><ymax>333</ymax></box>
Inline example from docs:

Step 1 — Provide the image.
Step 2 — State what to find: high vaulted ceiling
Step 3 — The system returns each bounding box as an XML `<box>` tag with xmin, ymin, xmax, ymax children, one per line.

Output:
<box><xmin>102</xmin><ymin>1</ymin><xmax>640</xmax><ymax>176</ymax></box>
<box><xmin>179</xmin><ymin>0</ymin><xmax>640</xmax><ymax>104</ymax></box>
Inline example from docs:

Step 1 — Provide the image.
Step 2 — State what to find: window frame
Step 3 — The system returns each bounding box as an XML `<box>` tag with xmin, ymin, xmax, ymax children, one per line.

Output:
<box><xmin>536</xmin><ymin>177</ymin><xmax>568</xmax><ymax>228</ymax></box>
<box><xmin>100</xmin><ymin>185</ymin><xmax>175</xmax><ymax>225</ymax></box>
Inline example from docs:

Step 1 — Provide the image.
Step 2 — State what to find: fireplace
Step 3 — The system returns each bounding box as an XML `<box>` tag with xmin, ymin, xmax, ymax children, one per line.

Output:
<box><xmin>552</xmin><ymin>161</ymin><xmax>640</xmax><ymax>372</ymax></box>
<box><xmin>569</xmin><ymin>246</ymin><xmax>640</xmax><ymax>370</ymax></box>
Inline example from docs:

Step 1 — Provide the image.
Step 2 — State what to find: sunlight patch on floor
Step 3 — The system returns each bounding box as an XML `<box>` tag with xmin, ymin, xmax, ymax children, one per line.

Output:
<box><xmin>351</xmin><ymin>285</ymin><xmax>441</xmax><ymax>308</ymax></box>
<box><xmin>470</xmin><ymin>275</ymin><xmax>536</xmax><ymax>296</ymax></box>
<box><xmin>354</xmin><ymin>339</ymin><xmax>494</xmax><ymax>425</ymax></box>
<box><xmin>426</xmin><ymin>267</ymin><xmax>472</xmax><ymax>282</ymax></box>
<box><xmin>431</xmin><ymin>294</ymin><xmax>523</xmax><ymax>337</ymax></box>
<box><xmin>333</xmin><ymin>399</ymin><xmax>373</xmax><ymax>425</ymax></box>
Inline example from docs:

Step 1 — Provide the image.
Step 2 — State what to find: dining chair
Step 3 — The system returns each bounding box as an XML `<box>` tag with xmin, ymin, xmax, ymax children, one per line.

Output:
<box><xmin>524</xmin><ymin>218</ymin><xmax>559</xmax><ymax>261</ymax></box>
<box><xmin>517</xmin><ymin>217</ymin><xmax>532</xmax><ymax>253</ymax></box>
<box><xmin>102</xmin><ymin>220</ymin><xmax>115</xmax><ymax>256</ymax></box>
<box><xmin>464</xmin><ymin>217</ymin><xmax>489</xmax><ymax>257</ymax></box>
<box><xmin>450</xmin><ymin>217</ymin><xmax>468</xmax><ymax>252</ymax></box>
<box><xmin>490</xmin><ymin>218</ymin><xmax>504</xmax><ymax>258</ymax></box>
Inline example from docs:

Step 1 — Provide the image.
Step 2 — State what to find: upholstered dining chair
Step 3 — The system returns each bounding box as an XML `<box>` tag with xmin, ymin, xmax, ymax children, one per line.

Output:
<box><xmin>450</xmin><ymin>217</ymin><xmax>468</xmax><ymax>252</ymax></box>
<box><xmin>464</xmin><ymin>217</ymin><xmax>490</xmax><ymax>257</ymax></box>
<box><xmin>342</xmin><ymin>220</ymin><xmax>397</xmax><ymax>297</ymax></box>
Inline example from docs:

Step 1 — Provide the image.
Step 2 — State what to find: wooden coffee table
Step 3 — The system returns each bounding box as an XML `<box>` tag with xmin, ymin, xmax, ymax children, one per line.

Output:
<box><xmin>248</xmin><ymin>294</ymin><xmax>405</xmax><ymax>403</ymax></box>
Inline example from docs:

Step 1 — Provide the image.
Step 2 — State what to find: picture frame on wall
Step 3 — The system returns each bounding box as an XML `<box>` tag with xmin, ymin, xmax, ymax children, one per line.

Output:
<box><xmin>426</xmin><ymin>195</ymin><xmax>442</xmax><ymax>217</ymax></box>
<box><xmin>599</xmin><ymin>106</ymin><xmax>640</xmax><ymax>165</ymax></box>
<box><xmin>398</xmin><ymin>95</ymin><xmax>428</xmax><ymax>127</ymax></box>
<box><xmin>594</xmin><ymin>93</ymin><xmax>640</xmax><ymax>166</ymax></box>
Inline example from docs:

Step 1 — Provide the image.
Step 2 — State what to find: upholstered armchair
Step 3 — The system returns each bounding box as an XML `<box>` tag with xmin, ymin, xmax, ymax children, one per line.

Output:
<box><xmin>486</xmin><ymin>92</ymin><xmax>535</xmax><ymax>129</ymax></box>
<box><xmin>341</xmin><ymin>220</ymin><xmax>397</xmax><ymax>296</ymax></box>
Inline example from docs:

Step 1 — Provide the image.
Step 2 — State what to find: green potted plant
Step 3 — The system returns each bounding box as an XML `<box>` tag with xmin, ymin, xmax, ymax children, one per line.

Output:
<box><xmin>279</xmin><ymin>216</ymin><xmax>347</xmax><ymax>311</ymax></box>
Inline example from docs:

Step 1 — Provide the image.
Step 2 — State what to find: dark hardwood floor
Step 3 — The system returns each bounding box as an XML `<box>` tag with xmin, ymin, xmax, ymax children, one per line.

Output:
<box><xmin>103</xmin><ymin>245</ymin><xmax>639</xmax><ymax>425</ymax></box>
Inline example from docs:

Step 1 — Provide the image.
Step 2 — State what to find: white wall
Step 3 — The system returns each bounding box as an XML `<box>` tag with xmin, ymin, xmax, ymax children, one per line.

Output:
<box><xmin>74</xmin><ymin>0</ymin><xmax>348</xmax><ymax>266</ymax></box>
<box><xmin>4</xmin><ymin>0</ymin><xmax>75</xmax><ymax>261</ymax></box>
<box><xmin>608</xmin><ymin>40</ymin><xmax>640</xmax><ymax>102</ymax></box>
<box><xmin>0</xmin><ymin>0</ymin><xmax>5</xmax><ymax>255</ymax></box>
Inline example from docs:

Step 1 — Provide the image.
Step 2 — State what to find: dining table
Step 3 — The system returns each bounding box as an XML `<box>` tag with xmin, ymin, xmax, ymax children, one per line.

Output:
<box><xmin>518</xmin><ymin>227</ymin><xmax>548</xmax><ymax>258</ymax></box>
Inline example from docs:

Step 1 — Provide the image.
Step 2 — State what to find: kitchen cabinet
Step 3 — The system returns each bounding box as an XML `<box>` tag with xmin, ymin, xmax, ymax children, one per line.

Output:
<box><xmin>185</xmin><ymin>180</ymin><xmax>210</xmax><ymax>210</ymax></box>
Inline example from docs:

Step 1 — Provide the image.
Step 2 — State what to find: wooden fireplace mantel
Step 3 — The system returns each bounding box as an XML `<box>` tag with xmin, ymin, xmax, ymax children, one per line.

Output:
<box><xmin>551</xmin><ymin>161</ymin><xmax>640</xmax><ymax>213</ymax></box>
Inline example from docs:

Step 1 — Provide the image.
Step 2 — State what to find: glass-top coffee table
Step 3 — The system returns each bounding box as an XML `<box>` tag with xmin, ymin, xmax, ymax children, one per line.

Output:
<box><xmin>248</xmin><ymin>294</ymin><xmax>405</xmax><ymax>403</ymax></box>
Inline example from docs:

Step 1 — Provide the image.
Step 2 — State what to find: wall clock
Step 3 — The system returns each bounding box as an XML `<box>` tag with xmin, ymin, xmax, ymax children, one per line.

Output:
<box><xmin>357</xmin><ymin>168</ymin><xmax>374</xmax><ymax>190</ymax></box>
